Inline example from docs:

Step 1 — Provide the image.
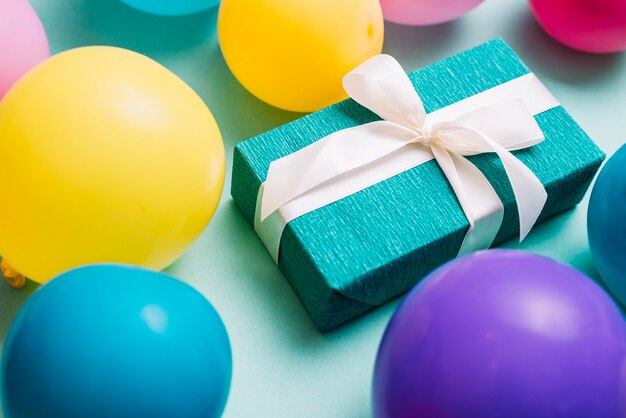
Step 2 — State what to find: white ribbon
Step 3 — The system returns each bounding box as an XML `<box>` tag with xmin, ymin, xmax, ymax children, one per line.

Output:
<box><xmin>255</xmin><ymin>54</ymin><xmax>559</xmax><ymax>262</ymax></box>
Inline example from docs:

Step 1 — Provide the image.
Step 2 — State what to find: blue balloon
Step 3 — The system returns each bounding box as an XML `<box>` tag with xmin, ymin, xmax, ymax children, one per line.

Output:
<box><xmin>1</xmin><ymin>265</ymin><xmax>232</xmax><ymax>418</ymax></box>
<box><xmin>119</xmin><ymin>0</ymin><xmax>220</xmax><ymax>16</ymax></box>
<box><xmin>589</xmin><ymin>144</ymin><xmax>626</xmax><ymax>305</ymax></box>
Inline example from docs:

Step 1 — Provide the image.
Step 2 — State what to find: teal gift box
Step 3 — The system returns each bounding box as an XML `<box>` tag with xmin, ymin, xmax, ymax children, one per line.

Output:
<box><xmin>231</xmin><ymin>39</ymin><xmax>605</xmax><ymax>331</ymax></box>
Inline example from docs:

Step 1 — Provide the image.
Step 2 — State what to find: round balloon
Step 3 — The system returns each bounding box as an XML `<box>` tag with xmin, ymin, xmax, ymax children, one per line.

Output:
<box><xmin>529</xmin><ymin>0</ymin><xmax>626</xmax><ymax>53</ymax></box>
<box><xmin>218</xmin><ymin>0</ymin><xmax>384</xmax><ymax>113</ymax></box>
<box><xmin>589</xmin><ymin>144</ymin><xmax>626</xmax><ymax>304</ymax></box>
<box><xmin>0</xmin><ymin>0</ymin><xmax>49</xmax><ymax>99</ymax></box>
<box><xmin>0</xmin><ymin>47</ymin><xmax>225</xmax><ymax>283</ymax></box>
<box><xmin>373</xmin><ymin>250</ymin><xmax>626</xmax><ymax>418</ymax></box>
<box><xmin>1</xmin><ymin>264</ymin><xmax>232</xmax><ymax>418</ymax></box>
<box><xmin>380</xmin><ymin>0</ymin><xmax>484</xmax><ymax>26</ymax></box>
<box><xmin>119</xmin><ymin>0</ymin><xmax>219</xmax><ymax>16</ymax></box>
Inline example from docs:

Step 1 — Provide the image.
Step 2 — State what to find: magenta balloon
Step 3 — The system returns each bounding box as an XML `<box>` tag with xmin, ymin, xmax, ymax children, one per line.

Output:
<box><xmin>530</xmin><ymin>0</ymin><xmax>626</xmax><ymax>53</ymax></box>
<box><xmin>0</xmin><ymin>0</ymin><xmax>49</xmax><ymax>100</ymax></box>
<box><xmin>373</xmin><ymin>250</ymin><xmax>626</xmax><ymax>418</ymax></box>
<box><xmin>380</xmin><ymin>0</ymin><xmax>484</xmax><ymax>26</ymax></box>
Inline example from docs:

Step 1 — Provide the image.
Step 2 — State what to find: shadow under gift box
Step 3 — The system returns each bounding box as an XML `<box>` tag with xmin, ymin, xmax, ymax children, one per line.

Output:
<box><xmin>231</xmin><ymin>39</ymin><xmax>605</xmax><ymax>332</ymax></box>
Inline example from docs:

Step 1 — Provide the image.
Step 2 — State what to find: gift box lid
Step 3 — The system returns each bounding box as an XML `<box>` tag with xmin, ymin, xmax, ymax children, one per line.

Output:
<box><xmin>231</xmin><ymin>39</ymin><xmax>605</xmax><ymax>331</ymax></box>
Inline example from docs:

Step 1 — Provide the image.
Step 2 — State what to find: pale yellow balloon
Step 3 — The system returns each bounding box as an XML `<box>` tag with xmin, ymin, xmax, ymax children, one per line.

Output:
<box><xmin>218</xmin><ymin>0</ymin><xmax>384</xmax><ymax>113</ymax></box>
<box><xmin>0</xmin><ymin>47</ymin><xmax>225</xmax><ymax>283</ymax></box>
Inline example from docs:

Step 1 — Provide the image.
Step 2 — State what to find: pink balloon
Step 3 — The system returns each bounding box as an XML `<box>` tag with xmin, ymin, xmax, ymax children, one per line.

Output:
<box><xmin>530</xmin><ymin>0</ymin><xmax>626</xmax><ymax>53</ymax></box>
<box><xmin>380</xmin><ymin>0</ymin><xmax>484</xmax><ymax>26</ymax></box>
<box><xmin>0</xmin><ymin>0</ymin><xmax>49</xmax><ymax>100</ymax></box>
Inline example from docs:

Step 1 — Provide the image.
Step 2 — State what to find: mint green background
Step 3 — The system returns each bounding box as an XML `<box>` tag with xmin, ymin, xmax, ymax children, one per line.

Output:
<box><xmin>1</xmin><ymin>0</ymin><xmax>626</xmax><ymax>417</ymax></box>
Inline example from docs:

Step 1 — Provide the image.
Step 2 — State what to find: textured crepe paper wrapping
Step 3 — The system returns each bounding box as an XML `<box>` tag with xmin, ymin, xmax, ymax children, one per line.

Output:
<box><xmin>232</xmin><ymin>39</ymin><xmax>605</xmax><ymax>331</ymax></box>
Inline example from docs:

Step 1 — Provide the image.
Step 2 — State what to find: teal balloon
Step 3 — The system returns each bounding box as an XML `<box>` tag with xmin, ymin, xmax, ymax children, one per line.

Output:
<box><xmin>119</xmin><ymin>0</ymin><xmax>219</xmax><ymax>15</ymax></box>
<box><xmin>1</xmin><ymin>265</ymin><xmax>232</xmax><ymax>418</ymax></box>
<box><xmin>589</xmin><ymin>143</ymin><xmax>626</xmax><ymax>305</ymax></box>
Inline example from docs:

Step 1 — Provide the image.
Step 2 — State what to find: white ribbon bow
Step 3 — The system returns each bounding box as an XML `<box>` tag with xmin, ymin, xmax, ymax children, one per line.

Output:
<box><xmin>256</xmin><ymin>55</ymin><xmax>559</xmax><ymax>262</ymax></box>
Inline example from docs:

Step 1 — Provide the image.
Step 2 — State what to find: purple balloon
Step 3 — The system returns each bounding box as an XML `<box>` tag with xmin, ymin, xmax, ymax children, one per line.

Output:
<box><xmin>373</xmin><ymin>250</ymin><xmax>626</xmax><ymax>418</ymax></box>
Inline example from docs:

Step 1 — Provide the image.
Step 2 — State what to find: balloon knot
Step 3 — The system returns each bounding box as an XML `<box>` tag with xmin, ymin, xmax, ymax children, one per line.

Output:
<box><xmin>2</xmin><ymin>259</ymin><xmax>26</xmax><ymax>288</ymax></box>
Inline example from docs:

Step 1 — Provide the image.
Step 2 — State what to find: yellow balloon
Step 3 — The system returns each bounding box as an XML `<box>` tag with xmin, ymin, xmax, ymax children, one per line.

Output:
<box><xmin>218</xmin><ymin>0</ymin><xmax>384</xmax><ymax>113</ymax></box>
<box><xmin>0</xmin><ymin>47</ymin><xmax>225</xmax><ymax>283</ymax></box>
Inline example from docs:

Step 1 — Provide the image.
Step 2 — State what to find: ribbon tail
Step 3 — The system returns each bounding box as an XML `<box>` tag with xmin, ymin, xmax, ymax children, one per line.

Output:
<box><xmin>463</xmin><ymin>127</ymin><xmax>547</xmax><ymax>241</ymax></box>
<box><xmin>430</xmin><ymin>145</ymin><xmax>505</xmax><ymax>255</ymax></box>
<box><xmin>434</xmin><ymin>121</ymin><xmax>548</xmax><ymax>242</ymax></box>
<box><xmin>495</xmin><ymin>151</ymin><xmax>547</xmax><ymax>241</ymax></box>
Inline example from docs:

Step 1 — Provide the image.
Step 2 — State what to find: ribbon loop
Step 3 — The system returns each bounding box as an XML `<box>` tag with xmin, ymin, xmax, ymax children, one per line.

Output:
<box><xmin>257</xmin><ymin>54</ymin><xmax>557</xmax><ymax>261</ymax></box>
<box><xmin>437</xmin><ymin>99</ymin><xmax>545</xmax><ymax>154</ymax></box>
<box><xmin>343</xmin><ymin>54</ymin><xmax>426</xmax><ymax>131</ymax></box>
